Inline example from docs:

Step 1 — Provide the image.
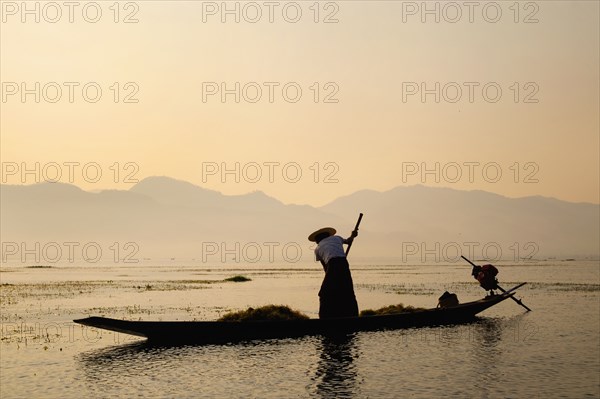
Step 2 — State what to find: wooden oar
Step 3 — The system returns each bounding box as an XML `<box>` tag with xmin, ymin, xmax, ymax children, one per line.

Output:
<box><xmin>461</xmin><ymin>255</ymin><xmax>532</xmax><ymax>312</ymax></box>
<box><xmin>495</xmin><ymin>285</ymin><xmax>532</xmax><ymax>311</ymax></box>
<box><xmin>502</xmin><ymin>282</ymin><xmax>528</xmax><ymax>295</ymax></box>
<box><xmin>345</xmin><ymin>213</ymin><xmax>363</xmax><ymax>256</ymax></box>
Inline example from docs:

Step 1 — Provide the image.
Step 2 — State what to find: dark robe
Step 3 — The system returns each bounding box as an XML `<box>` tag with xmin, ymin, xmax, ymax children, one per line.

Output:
<box><xmin>318</xmin><ymin>257</ymin><xmax>359</xmax><ymax>319</ymax></box>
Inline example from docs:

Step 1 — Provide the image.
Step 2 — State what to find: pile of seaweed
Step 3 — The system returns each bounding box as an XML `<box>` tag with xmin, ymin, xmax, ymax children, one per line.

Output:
<box><xmin>218</xmin><ymin>305</ymin><xmax>310</xmax><ymax>322</ymax></box>
<box><xmin>360</xmin><ymin>303</ymin><xmax>426</xmax><ymax>317</ymax></box>
<box><xmin>217</xmin><ymin>303</ymin><xmax>426</xmax><ymax>321</ymax></box>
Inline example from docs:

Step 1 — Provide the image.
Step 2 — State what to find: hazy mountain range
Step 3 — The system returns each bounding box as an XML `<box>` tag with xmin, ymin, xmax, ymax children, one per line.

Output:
<box><xmin>1</xmin><ymin>176</ymin><xmax>598</xmax><ymax>264</ymax></box>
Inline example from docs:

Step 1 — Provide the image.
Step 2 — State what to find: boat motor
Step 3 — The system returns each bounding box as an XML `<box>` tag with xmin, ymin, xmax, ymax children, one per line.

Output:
<box><xmin>461</xmin><ymin>255</ymin><xmax>532</xmax><ymax>311</ymax></box>
<box><xmin>471</xmin><ymin>263</ymin><xmax>499</xmax><ymax>294</ymax></box>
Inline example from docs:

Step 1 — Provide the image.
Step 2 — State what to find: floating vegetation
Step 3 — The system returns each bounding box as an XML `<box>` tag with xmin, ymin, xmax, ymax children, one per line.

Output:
<box><xmin>0</xmin><ymin>281</ymin><xmax>114</xmax><ymax>304</ymax></box>
<box><xmin>357</xmin><ymin>283</ymin><xmax>436</xmax><ymax>296</ymax></box>
<box><xmin>0</xmin><ymin>279</ymin><xmax>218</xmax><ymax>305</ymax></box>
<box><xmin>0</xmin><ymin>322</ymin><xmax>63</xmax><ymax>344</ymax></box>
<box><xmin>525</xmin><ymin>282</ymin><xmax>600</xmax><ymax>293</ymax></box>
<box><xmin>83</xmin><ymin>304</ymin><xmax>211</xmax><ymax>318</ymax></box>
<box><xmin>360</xmin><ymin>303</ymin><xmax>426</xmax><ymax>317</ymax></box>
<box><xmin>447</xmin><ymin>281</ymin><xmax>600</xmax><ymax>293</ymax></box>
<box><xmin>134</xmin><ymin>280</ymin><xmax>217</xmax><ymax>291</ymax></box>
<box><xmin>224</xmin><ymin>275</ymin><xmax>252</xmax><ymax>282</ymax></box>
<box><xmin>218</xmin><ymin>305</ymin><xmax>308</xmax><ymax>322</ymax></box>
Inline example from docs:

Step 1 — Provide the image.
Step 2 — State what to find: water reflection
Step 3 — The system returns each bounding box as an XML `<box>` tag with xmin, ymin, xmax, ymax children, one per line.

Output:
<box><xmin>471</xmin><ymin>318</ymin><xmax>504</xmax><ymax>353</ymax></box>
<box><xmin>467</xmin><ymin>316</ymin><xmax>527</xmax><ymax>399</ymax></box>
<box><xmin>314</xmin><ymin>334</ymin><xmax>360</xmax><ymax>399</ymax></box>
<box><xmin>75</xmin><ymin>318</ymin><xmax>533</xmax><ymax>398</ymax></box>
<box><xmin>78</xmin><ymin>341</ymin><xmax>161</xmax><ymax>367</ymax></box>
<box><xmin>77</xmin><ymin>341</ymin><xmax>175</xmax><ymax>387</ymax></box>
<box><xmin>77</xmin><ymin>338</ymin><xmax>330</xmax><ymax>398</ymax></box>
<box><xmin>469</xmin><ymin>315</ymin><xmax>531</xmax><ymax>359</ymax></box>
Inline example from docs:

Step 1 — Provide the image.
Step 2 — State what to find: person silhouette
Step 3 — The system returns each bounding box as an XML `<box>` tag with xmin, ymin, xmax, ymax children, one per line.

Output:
<box><xmin>308</xmin><ymin>227</ymin><xmax>359</xmax><ymax>319</ymax></box>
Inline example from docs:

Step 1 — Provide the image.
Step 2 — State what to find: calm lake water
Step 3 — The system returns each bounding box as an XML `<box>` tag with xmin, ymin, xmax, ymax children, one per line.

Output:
<box><xmin>1</xmin><ymin>260</ymin><xmax>599</xmax><ymax>398</ymax></box>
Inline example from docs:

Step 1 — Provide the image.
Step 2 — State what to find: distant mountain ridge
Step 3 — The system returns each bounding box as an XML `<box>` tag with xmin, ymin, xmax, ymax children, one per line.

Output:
<box><xmin>1</xmin><ymin>177</ymin><xmax>598</xmax><ymax>262</ymax></box>
<box><xmin>320</xmin><ymin>184</ymin><xmax>599</xmax><ymax>258</ymax></box>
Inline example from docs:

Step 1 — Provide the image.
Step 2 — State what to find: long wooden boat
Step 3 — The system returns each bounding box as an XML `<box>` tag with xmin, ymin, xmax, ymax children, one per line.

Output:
<box><xmin>74</xmin><ymin>290</ymin><xmax>520</xmax><ymax>345</ymax></box>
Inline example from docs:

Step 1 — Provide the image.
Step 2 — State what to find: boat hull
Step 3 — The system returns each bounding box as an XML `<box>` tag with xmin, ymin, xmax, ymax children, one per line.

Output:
<box><xmin>74</xmin><ymin>293</ymin><xmax>513</xmax><ymax>345</ymax></box>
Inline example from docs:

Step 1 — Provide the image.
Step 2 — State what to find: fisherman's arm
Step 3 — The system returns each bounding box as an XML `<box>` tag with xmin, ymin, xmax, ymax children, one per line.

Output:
<box><xmin>342</xmin><ymin>231</ymin><xmax>358</xmax><ymax>245</ymax></box>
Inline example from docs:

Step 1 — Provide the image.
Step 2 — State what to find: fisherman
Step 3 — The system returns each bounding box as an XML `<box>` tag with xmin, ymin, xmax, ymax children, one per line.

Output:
<box><xmin>308</xmin><ymin>227</ymin><xmax>359</xmax><ymax>319</ymax></box>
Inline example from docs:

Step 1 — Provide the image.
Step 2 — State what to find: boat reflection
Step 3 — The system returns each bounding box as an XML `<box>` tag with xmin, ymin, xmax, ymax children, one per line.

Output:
<box><xmin>77</xmin><ymin>341</ymin><xmax>173</xmax><ymax>381</ymax></box>
<box><xmin>465</xmin><ymin>315</ymin><xmax>532</xmax><ymax>398</ymax></box>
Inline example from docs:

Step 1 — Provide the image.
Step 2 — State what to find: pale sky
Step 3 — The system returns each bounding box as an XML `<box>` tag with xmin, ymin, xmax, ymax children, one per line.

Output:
<box><xmin>1</xmin><ymin>1</ymin><xmax>598</xmax><ymax>206</ymax></box>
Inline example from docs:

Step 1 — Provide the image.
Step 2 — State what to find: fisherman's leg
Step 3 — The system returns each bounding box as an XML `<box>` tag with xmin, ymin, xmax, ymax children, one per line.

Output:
<box><xmin>319</xmin><ymin>261</ymin><xmax>338</xmax><ymax>319</ymax></box>
<box><xmin>319</xmin><ymin>296</ymin><xmax>330</xmax><ymax>319</ymax></box>
<box><xmin>332</xmin><ymin>257</ymin><xmax>358</xmax><ymax>317</ymax></box>
<box><xmin>337</xmin><ymin>258</ymin><xmax>359</xmax><ymax>317</ymax></box>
